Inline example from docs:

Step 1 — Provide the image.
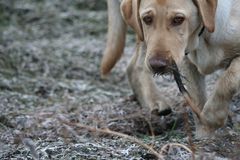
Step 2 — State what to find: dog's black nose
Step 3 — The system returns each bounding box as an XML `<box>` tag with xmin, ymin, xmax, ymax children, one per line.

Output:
<box><xmin>149</xmin><ymin>56</ymin><xmax>169</xmax><ymax>74</ymax></box>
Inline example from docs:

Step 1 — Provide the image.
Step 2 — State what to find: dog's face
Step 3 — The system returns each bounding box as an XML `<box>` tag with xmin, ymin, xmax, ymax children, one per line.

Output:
<box><xmin>121</xmin><ymin>0</ymin><xmax>217</xmax><ymax>74</ymax></box>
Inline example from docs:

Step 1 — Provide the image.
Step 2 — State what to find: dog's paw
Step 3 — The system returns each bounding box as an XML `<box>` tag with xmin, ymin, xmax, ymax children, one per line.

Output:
<box><xmin>195</xmin><ymin>124</ymin><xmax>216</xmax><ymax>139</ymax></box>
<box><xmin>201</xmin><ymin>102</ymin><xmax>227</xmax><ymax>128</ymax></box>
<box><xmin>194</xmin><ymin>99</ymin><xmax>228</xmax><ymax>139</ymax></box>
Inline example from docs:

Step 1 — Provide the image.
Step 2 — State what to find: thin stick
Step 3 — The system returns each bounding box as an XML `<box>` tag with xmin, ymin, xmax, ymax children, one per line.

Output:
<box><xmin>182</xmin><ymin>92</ymin><xmax>201</xmax><ymax>119</ymax></box>
<box><xmin>107</xmin><ymin>111</ymin><xmax>156</xmax><ymax>138</ymax></box>
<box><xmin>160</xmin><ymin>143</ymin><xmax>193</xmax><ymax>154</ymax></box>
<box><xmin>61</xmin><ymin>120</ymin><xmax>164</xmax><ymax>160</ymax></box>
<box><xmin>172</xmin><ymin>62</ymin><xmax>201</xmax><ymax>119</ymax></box>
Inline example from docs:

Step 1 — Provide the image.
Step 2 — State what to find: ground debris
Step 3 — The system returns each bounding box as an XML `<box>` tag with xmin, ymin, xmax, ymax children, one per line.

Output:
<box><xmin>0</xmin><ymin>0</ymin><xmax>239</xmax><ymax>159</ymax></box>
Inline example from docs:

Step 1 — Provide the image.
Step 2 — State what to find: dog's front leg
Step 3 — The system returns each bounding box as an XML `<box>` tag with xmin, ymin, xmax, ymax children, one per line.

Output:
<box><xmin>180</xmin><ymin>56</ymin><xmax>207</xmax><ymax>138</ymax></box>
<box><xmin>200</xmin><ymin>56</ymin><xmax>240</xmax><ymax>136</ymax></box>
<box><xmin>127</xmin><ymin>41</ymin><xmax>171</xmax><ymax>116</ymax></box>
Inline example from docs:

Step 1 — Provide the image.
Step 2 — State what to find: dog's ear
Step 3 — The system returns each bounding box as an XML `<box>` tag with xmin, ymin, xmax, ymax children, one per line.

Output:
<box><xmin>121</xmin><ymin>0</ymin><xmax>144</xmax><ymax>40</ymax></box>
<box><xmin>196</xmin><ymin>0</ymin><xmax>218</xmax><ymax>32</ymax></box>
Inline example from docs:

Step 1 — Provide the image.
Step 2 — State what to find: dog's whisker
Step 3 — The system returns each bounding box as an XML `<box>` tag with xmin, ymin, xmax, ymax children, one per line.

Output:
<box><xmin>152</xmin><ymin>67</ymin><xmax>173</xmax><ymax>76</ymax></box>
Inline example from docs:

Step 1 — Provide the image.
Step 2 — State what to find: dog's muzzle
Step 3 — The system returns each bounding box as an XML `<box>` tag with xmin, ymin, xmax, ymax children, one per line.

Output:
<box><xmin>148</xmin><ymin>55</ymin><xmax>172</xmax><ymax>75</ymax></box>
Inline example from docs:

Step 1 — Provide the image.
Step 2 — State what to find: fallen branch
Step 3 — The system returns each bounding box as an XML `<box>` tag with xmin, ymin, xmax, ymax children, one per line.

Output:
<box><xmin>160</xmin><ymin>143</ymin><xmax>193</xmax><ymax>155</ymax></box>
<box><xmin>60</xmin><ymin>120</ymin><xmax>164</xmax><ymax>160</ymax></box>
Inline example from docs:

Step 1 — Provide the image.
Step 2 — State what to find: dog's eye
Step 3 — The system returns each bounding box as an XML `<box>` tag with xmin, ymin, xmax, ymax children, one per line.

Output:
<box><xmin>172</xmin><ymin>16</ymin><xmax>185</xmax><ymax>26</ymax></box>
<box><xmin>143</xmin><ymin>16</ymin><xmax>153</xmax><ymax>25</ymax></box>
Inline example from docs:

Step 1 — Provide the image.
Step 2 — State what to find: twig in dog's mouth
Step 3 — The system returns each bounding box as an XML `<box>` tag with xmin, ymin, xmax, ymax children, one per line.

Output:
<box><xmin>171</xmin><ymin>62</ymin><xmax>202</xmax><ymax>119</ymax></box>
<box><xmin>171</xmin><ymin>62</ymin><xmax>187</xmax><ymax>94</ymax></box>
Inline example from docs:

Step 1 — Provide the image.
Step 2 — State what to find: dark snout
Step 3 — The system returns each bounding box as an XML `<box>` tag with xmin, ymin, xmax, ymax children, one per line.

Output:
<box><xmin>148</xmin><ymin>53</ymin><xmax>171</xmax><ymax>74</ymax></box>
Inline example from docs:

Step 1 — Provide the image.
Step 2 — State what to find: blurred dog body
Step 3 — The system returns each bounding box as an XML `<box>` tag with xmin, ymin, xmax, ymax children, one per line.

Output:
<box><xmin>100</xmin><ymin>0</ymin><xmax>172</xmax><ymax>116</ymax></box>
<box><xmin>120</xmin><ymin>0</ymin><xmax>240</xmax><ymax>138</ymax></box>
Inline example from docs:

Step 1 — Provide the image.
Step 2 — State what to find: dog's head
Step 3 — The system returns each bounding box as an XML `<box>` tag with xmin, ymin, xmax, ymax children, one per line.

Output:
<box><xmin>121</xmin><ymin>0</ymin><xmax>217</xmax><ymax>74</ymax></box>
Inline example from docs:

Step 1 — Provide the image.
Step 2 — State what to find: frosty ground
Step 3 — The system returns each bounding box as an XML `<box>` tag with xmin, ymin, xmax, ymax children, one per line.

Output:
<box><xmin>0</xmin><ymin>0</ymin><xmax>240</xmax><ymax>159</ymax></box>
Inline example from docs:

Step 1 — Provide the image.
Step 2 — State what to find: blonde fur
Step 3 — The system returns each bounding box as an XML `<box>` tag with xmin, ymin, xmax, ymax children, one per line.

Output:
<box><xmin>100</xmin><ymin>0</ymin><xmax>127</xmax><ymax>77</ymax></box>
<box><xmin>121</xmin><ymin>0</ymin><xmax>240</xmax><ymax>138</ymax></box>
<box><xmin>101</xmin><ymin>0</ymin><xmax>172</xmax><ymax>115</ymax></box>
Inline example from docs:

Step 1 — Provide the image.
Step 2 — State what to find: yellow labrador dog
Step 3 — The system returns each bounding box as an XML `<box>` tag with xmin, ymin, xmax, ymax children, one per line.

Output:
<box><xmin>101</xmin><ymin>0</ymin><xmax>172</xmax><ymax>116</ymax></box>
<box><xmin>118</xmin><ymin>0</ymin><xmax>240</xmax><ymax>138</ymax></box>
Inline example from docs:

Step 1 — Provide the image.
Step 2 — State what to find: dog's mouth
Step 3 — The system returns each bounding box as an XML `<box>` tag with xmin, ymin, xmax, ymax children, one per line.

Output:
<box><xmin>152</xmin><ymin>66</ymin><xmax>172</xmax><ymax>76</ymax></box>
<box><xmin>152</xmin><ymin>61</ymin><xmax>188</xmax><ymax>94</ymax></box>
<box><xmin>151</xmin><ymin>60</ymin><xmax>202</xmax><ymax>119</ymax></box>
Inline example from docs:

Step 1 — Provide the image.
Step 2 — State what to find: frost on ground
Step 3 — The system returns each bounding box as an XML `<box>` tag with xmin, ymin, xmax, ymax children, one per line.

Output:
<box><xmin>0</xmin><ymin>0</ymin><xmax>239</xmax><ymax>159</ymax></box>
